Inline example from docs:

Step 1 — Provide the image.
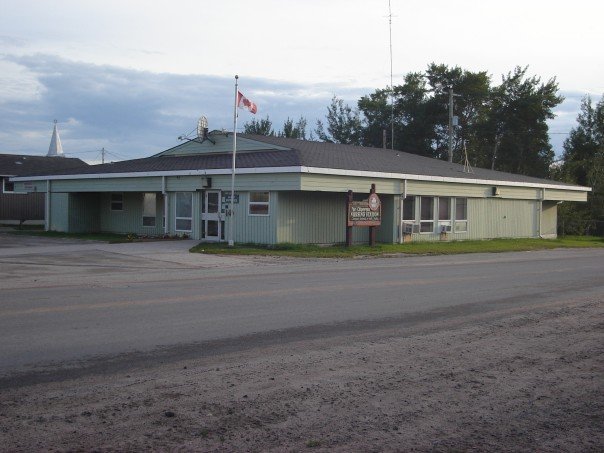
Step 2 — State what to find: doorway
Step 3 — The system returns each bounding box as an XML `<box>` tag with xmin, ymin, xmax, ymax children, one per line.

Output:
<box><xmin>202</xmin><ymin>190</ymin><xmax>222</xmax><ymax>241</ymax></box>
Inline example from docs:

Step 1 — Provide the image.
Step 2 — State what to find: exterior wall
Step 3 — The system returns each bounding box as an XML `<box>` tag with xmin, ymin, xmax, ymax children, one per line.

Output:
<box><xmin>277</xmin><ymin>191</ymin><xmax>370</xmax><ymax>245</ymax></box>
<box><xmin>68</xmin><ymin>193</ymin><xmax>100</xmax><ymax>233</ymax></box>
<box><xmin>16</xmin><ymin>172</ymin><xmax>586</xmax><ymax>243</ymax></box>
<box><xmin>406</xmin><ymin>180</ymin><xmax>541</xmax><ymax>200</ymax></box>
<box><xmin>541</xmin><ymin>201</ymin><xmax>558</xmax><ymax>238</ymax></box>
<box><xmin>100</xmin><ymin>192</ymin><xmax>166</xmax><ymax>236</ymax></box>
<box><xmin>49</xmin><ymin>193</ymin><xmax>69</xmax><ymax>232</ymax></box>
<box><xmin>401</xmin><ymin>197</ymin><xmax>541</xmax><ymax>242</ymax></box>
<box><xmin>0</xmin><ymin>192</ymin><xmax>44</xmax><ymax>222</ymax></box>
<box><xmin>300</xmin><ymin>174</ymin><xmax>400</xmax><ymax>194</ymax></box>
<box><xmin>52</xmin><ymin>177</ymin><xmax>163</xmax><ymax>193</ymax></box>
<box><xmin>377</xmin><ymin>194</ymin><xmax>398</xmax><ymax>243</ymax></box>
<box><xmin>467</xmin><ymin>198</ymin><xmax>538</xmax><ymax>239</ymax></box>
<box><xmin>227</xmin><ymin>191</ymin><xmax>278</xmax><ymax>244</ymax></box>
<box><xmin>544</xmin><ymin>188</ymin><xmax>587</xmax><ymax>202</ymax></box>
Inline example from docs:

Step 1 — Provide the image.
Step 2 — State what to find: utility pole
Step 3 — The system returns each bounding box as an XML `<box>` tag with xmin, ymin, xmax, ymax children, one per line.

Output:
<box><xmin>447</xmin><ymin>88</ymin><xmax>461</xmax><ymax>163</ymax></box>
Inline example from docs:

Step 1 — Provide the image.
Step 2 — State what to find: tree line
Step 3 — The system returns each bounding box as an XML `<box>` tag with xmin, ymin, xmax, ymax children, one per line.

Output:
<box><xmin>243</xmin><ymin>63</ymin><xmax>603</xmax><ymax>228</ymax></box>
<box><xmin>555</xmin><ymin>95</ymin><xmax>604</xmax><ymax>233</ymax></box>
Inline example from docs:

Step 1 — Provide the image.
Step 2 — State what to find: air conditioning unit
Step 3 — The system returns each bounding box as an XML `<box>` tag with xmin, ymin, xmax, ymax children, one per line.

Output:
<box><xmin>403</xmin><ymin>222</ymin><xmax>419</xmax><ymax>234</ymax></box>
<box><xmin>440</xmin><ymin>224</ymin><xmax>452</xmax><ymax>233</ymax></box>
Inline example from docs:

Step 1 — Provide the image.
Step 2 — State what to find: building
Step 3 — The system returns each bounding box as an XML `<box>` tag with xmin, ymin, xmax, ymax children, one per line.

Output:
<box><xmin>1</xmin><ymin>122</ymin><xmax>87</xmax><ymax>225</ymax></box>
<box><xmin>1</xmin><ymin>154</ymin><xmax>87</xmax><ymax>225</ymax></box>
<box><xmin>11</xmin><ymin>131</ymin><xmax>590</xmax><ymax>243</ymax></box>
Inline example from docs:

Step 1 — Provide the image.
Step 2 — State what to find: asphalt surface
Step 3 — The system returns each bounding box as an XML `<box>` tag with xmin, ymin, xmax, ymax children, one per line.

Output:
<box><xmin>1</xmin><ymin>233</ymin><xmax>603</xmax><ymax>382</ymax></box>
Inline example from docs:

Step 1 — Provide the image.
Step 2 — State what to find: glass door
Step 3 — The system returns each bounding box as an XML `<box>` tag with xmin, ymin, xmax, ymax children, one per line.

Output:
<box><xmin>202</xmin><ymin>190</ymin><xmax>221</xmax><ymax>241</ymax></box>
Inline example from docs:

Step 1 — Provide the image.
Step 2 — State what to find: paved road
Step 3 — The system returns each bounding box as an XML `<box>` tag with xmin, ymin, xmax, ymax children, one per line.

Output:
<box><xmin>1</xmin><ymin>234</ymin><xmax>603</xmax><ymax>379</ymax></box>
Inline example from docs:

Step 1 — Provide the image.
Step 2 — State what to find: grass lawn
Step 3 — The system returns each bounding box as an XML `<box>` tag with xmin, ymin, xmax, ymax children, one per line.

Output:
<box><xmin>190</xmin><ymin>236</ymin><xmax>604</xmax><ymax>258</ymax></box>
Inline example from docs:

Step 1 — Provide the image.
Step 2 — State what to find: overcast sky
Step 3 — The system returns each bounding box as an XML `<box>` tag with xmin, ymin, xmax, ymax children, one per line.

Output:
<box><xmin>1</xmin><ymin>0</ymin><xmax>602</xmax><ymax>163</ymax></box>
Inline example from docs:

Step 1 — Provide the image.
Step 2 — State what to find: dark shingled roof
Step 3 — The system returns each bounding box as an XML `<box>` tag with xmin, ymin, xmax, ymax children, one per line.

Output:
<box><xmin>12</xmin><ymin>135</ymin><xmax>576</xmax><ymax>187</ymax></box>
<box><xmin>0</xmin><ymin>154</ymin><xmax>88</xmax><ymax>177</ymax></box>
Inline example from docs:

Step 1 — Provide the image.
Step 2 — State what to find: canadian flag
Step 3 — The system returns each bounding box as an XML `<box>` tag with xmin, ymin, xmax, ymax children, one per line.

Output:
<box><xmin>236</xmin><ymin>91</ymin><xmax>257</xmax><ymax>114</ymax></box>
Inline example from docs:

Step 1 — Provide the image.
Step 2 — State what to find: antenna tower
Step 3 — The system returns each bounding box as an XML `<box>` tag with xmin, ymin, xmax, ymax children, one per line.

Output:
<box><xmin>388</xmin><ymin>0</ymin><xmax>394</xmax><ymax>150</ymax></box>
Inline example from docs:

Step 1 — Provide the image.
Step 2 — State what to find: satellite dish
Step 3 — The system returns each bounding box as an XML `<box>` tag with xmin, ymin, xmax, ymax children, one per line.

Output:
<box><xmin>197</xmin><ymin>116</ymin><xmax>209</xmax><ymax>138</ymax></box>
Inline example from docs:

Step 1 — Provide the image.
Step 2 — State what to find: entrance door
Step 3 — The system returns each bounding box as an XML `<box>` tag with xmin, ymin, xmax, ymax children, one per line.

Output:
<box><xmin>203</xmin><ymin>190</ymin><xmax>221</xmax><ymax>241</ymax></box>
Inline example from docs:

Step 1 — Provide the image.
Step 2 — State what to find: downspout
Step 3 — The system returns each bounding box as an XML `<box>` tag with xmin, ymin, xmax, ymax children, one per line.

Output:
<box><xmin>162</xmin><ymin>176</ymin><xmax>168</xmax><ymax>235</ymax></box>
<box><xmin>45</xmin><ymin>180</ymin><xmax>50</xmax><ymax>231</ymax></box>
<box><xmin>399</xmin><ymin>179</ymin><xmax>407</xmax><ymax>243</ymax></box>
<box><xmin>538</xmin><ymin>188</ymin><xmax>545</xmax><ymax>238</ymax></box>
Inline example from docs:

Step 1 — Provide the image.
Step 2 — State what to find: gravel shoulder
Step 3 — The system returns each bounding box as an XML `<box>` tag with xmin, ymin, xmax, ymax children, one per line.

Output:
<box><xmin>1</xmin><ymin>296</ymin><xmax>602</xmax><ymax>452</ymax></box>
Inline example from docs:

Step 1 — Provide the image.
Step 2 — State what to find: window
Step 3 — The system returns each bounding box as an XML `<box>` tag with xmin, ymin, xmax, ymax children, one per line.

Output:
<box><xmin>175</xmin><ymin>192</ymin><xmax>192</xmax><ymax>232</ymax></box>
<box><xmin>420</xmin><ymin>196</ymin><xmax>435</xmax><ymax>233</ymax></box>
<box><xmin>401</xmin><ymin>196</ymin><xmax>418</xmax><ymax>233</ymax></box>
<box><xmin>142</xmin><ymin>193</ymin><xmax>156</xmax><ymax>227</ymax></box>
<box><xmin>402</xmin><ymin>197</ymin><xmax>415</xmax><ymax>221</ymax></box>
<box><xmin>110</xmin><ymin>193</ymin><xmax>123</xmax><ymax>211</ymax></box>
<box><xmin>2</xmin><ymin>177</ymin><xmax>15</xmax><ymax>193</ymax></box>
<box><xmin>249</xmin><ymin>191</ymin><xmax>270</xmax><ymax>215</ymax></box>
<box><xmin>455</xmin><ymin>198</ymin><xmax>468</xmax><ymax>232</ymax></box>
<box><xmin>438</xmin><ymin>197</ymin><xmax>452</xmax><ymax>232</ymax></box>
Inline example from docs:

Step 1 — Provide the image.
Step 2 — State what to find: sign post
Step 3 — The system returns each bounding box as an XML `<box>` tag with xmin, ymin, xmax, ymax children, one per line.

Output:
<box><xmin>346</xmin><ymin>190</ymin><xmax>354</xmax><ymax>247</ymax></box>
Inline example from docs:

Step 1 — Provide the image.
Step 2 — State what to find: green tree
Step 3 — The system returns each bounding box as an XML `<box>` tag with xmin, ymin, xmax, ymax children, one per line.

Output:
<box><xmin>424</xmin><ymin>63</ymin><xmax>491</xmax><ymax>163</ymax></box>
<box><xmin>559</xmin><ymin>94</ymin><xmax>604</xmax><ymax>233</ymax></box>
<box><xmin>243</xmin><ymin>116</ymin><xmax>274</xmax><ymax>136</ymax></box>
<box><xmin>315</xmin><ymin>96</ymin><xmax>362</xmax><ymax>145</ymax></box>
<box><xmin>359</xmin><ymin>72</ymin><xmax>437</xmax><ymax>156</ymax></box>
<box><xmin>485</xmin><ymin>67</ymin><xmax>562</xmax><ymax>177</ymax></box>
<box><xmin>280</xmin><ymin>116</ymin><xmax>307</xmax><ymax>139</ymax></box>
<box><xmin>357</xmin><ymin>65</ymin><xmax>491</xmax><ymax>160</ymax></box>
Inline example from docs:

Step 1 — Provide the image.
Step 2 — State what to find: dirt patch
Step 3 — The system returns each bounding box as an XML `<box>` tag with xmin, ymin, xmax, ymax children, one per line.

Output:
<box><xmin>1</xmin><ymin>298</ymin><xmax>602</xmax><ymax>452</ymax></box>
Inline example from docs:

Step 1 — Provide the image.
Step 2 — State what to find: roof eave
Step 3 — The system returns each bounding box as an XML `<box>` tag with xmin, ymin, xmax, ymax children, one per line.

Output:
<box><xmin>10</xmin><ymin>166</ymin><xmax>591</xmax><ymax>192</ymax></box>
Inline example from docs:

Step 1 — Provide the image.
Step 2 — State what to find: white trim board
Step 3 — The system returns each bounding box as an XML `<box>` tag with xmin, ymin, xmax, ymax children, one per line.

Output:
<box><xmin>11</xmin><ymin>165</ymin><xmax>590</xmax><ymax>192</ymax></box>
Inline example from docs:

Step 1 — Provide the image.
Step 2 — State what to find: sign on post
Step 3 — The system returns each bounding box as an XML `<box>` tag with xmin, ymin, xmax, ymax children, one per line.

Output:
<box><xmin>347</xmin><ymin>193</ymin><xmax>381</xmax><ymax>226</ymax></box>
<box><xmin>346</xmin><ymin>184</ymin><xmax>381</xmax><ymax>246</ymax></box>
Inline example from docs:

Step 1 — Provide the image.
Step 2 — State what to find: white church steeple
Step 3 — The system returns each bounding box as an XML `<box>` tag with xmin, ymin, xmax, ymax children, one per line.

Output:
<box><xmin>47</xmin><ymin>120</ymin><xmax>64</xmax><ymax>157</ymax></box>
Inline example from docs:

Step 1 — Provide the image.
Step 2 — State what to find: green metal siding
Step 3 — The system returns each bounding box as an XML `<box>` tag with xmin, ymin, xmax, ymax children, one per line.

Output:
<box><xmin>208</xmin><ymin>174</ymin><xmax>300</xmax><ymax>191</ymax></box>
<box><xmin>544</xmin><ymin>188</ymin><xmax>587</xmax><ymax>202</ymax></box>
<box><xmin>53</xmin><ymin>177</ymin><xmax>162</xmax><ymax>192</ymax></box>
<box><xmin>99</xmin><ymin>192</ymin><xmax>165</xmax><ymax>236</ymax></box>
<box><xmin>277</xmin><ymin>191</ymin><xmax>370</xmax><ymax>245</ymax></box>
<box><xmin>468</xmin><ymin>198</ymin><xmax>538</xmax><ymax>239</ymax></box>
<box><xmin>541</xmin><ymin>201</ymin><xmax>558</xmax><ymax>237</ymax></box>
<box><xmin>401</xmin><ymin>197</ymin><xmax>540</xmax><ymax>242</ymax></box>
<box><xmin>68</xmin><ymin>193</ymin><xmax>100</xmax><ymax>233</ymax></box>
<box><xmin>376</xmin><ymin>194</ymin><xmax>398</xmax><ymax>243</ymax></box>
<box><xmin>226</xmin><ymin>191</ymin><xmax>278</xmax><ymax>244</ymax></box>
<box><xmin>49</xmin><ymin>193</ymin><xmax>69</xmax><ymax>232</ymax></box>
<box><xmin>406</xmin><ymin>180</ymin><xmax>542</xmax><ymax>200</ymax></box>
<box><xmin>300</xmin><ymin>174</ymin><xmax>400</xmax><ymax>194</ymax></box>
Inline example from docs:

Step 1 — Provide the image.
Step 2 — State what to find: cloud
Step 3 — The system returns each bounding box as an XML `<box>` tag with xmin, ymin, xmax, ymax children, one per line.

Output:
<box><xmin>0</xmin><ymin>53</ymin><xmax>596</xmax><ymax>162</ymax></box>
<box><xmin>0</xmin><ymin>54</ymin><xmax>367</xmax><ymax>161</ymax></box>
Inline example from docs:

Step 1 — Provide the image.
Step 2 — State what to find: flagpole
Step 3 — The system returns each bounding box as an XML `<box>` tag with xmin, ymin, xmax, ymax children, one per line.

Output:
<box><xmin>228</xmin><ymin>75</ymin><xmax>239</xmax><ymax>247</ymax></box>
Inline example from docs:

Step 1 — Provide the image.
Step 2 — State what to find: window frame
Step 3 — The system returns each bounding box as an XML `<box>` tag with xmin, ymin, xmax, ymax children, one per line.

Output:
<box><xmin>438</xmin><ymin>197</ymin><xmax>452</xmax><ymax>233</ymax></box>
<box><xmin>419</xmin><ymin>196</ymin><xmax>435</xmax><ymax>233</ymax></box>
<box><xmin>454</xmin><ymin>197</ymin><xmax>468</xmax><ymax>233</ymax></box>
<box><xmin>2</xmin><ymin>177</ymin><xmax>15</xmax><ymax>194</ymax></box>
<box><xmin>401</xmin><ymin>196</ymin><xmax>419</xmax><ymax>234</ymax></box>
<box><xmin>248</xmin><ymin>191</ymin><xmax>270</xmax><ymax>216</ymax></box>
<box><xmin>142</xmin><ymin>193</ymin><xmax>157</xmax><ymax>228</ymax></box>
<box><xmin>110</xmin><ymin>193</ymin><xmax>124</xmax><ymax>211</ymax></box>
<box><xmin>174</xmin><ymin>192</ymin><xmax>193</xmax><ymax>232</ymax></box>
